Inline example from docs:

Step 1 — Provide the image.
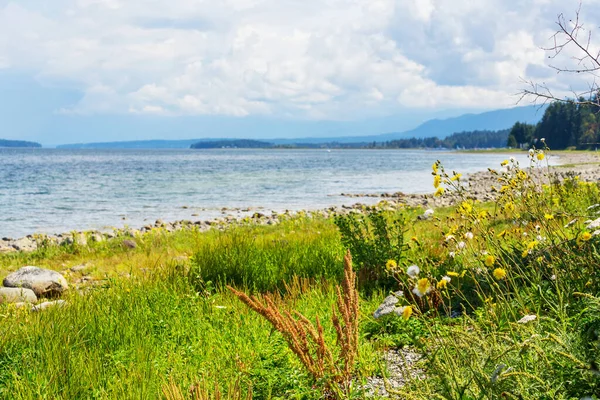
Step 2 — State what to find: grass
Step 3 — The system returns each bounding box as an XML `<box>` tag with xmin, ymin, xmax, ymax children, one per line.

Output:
<box><xmin>1</xmin><ymin>150</ymin><xmax>600</xmax><ymax>399</ymax></box>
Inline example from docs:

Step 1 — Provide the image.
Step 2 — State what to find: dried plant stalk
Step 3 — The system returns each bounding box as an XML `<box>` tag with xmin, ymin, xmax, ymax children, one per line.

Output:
<box><xmin>228</xmin><ymin>250</ymin><xmax>359</xmax><ymax>388</ymax></box>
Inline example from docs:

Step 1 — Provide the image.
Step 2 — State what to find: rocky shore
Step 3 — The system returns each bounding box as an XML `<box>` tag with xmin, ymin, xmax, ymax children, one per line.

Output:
<box><xmin>2</xmin><ymin>152</ymin><xmax>598</xmax><ymax>255</ymax></box>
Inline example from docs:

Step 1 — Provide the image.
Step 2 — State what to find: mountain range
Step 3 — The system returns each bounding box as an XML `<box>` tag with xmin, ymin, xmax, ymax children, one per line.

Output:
<box><xmin>57</xmin><ymin>105</ymin><xmax>545</xmax><ymax>149</ymax></box>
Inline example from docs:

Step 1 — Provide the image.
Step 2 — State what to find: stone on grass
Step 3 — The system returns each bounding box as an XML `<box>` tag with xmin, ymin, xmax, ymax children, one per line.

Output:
<box><xmin>0</xmin><ymin>287</ymin><xmax>37</xmax><ymax>304</ymax></box>
<box><xmin>122</xmin><ymin>239</ymin><xmax>137</xmax><ymax>249</ymax></box>
<box><xmin>3</xmin><ymin>266</ymin><xmax>68</xmax><ymax>297</ymax></box>
<box><xmin>373</xmin><ymin>295</ymin><xmax>400</xmax><ymax>318</ymax></box>
<box><xmin>586</xmin><ymin>217</ymin><xmax>600</xmax><ymax>230</ymax></box>
<box><xmin>31</xmin><ymin>300</ymin><xmax>66</xmax><ymax>312</ymax></box>
<box><xmin>12</xmin><ymin>237</ymin><xmax>37</xmax><ymax>252</ymax></box>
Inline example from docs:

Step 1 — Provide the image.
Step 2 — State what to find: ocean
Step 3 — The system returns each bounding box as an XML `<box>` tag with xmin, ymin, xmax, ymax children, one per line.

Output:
<box><xmin>0</xmin><ymin>148</ymin><xmax>532</xmax><ymax>238</ymax></box>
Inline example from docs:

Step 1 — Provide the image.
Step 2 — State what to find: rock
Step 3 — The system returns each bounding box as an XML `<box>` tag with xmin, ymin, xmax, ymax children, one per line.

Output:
<box><xmin>74</xmin><ymin>233</ymin><xmax>88</xmax><ymax>246</ymax></box>
<box><xmin>90</xmin><ymin>233</ymin><xmax>104</xmax><ymax>242</ymax></box>
<box><xmin>373</xmin><ymin>295</ymin><xmax>400</xmax><ymax>318</ymax></box>
<box><xmin>31</xmin><ymin>300</ymin><xmax>66</xmax><ymax>312</ymax></box>
<box><xmin>11</xmin><ymin>237</ymin><xmax>37</xmax><ymax>252</ymax></box>
<box><xmin>70</xmin><ymin>264</ymin><xmax>89</xmax><ymax>273</ymax></box>
<box><xmin>122</xmin><ymin>239</ymin><xmax>137</xmax><ymax>249</ymax></box>
<box><xmin>586</xmin><ymin>218</ymin><xmax>600</xmax><ymax>230</ymax></box>
<box><xmin>3</xmin><ymin>266</ymin><xmax>69</xmax><ymax>297</ymax></box>
<box><xmin>0</xmin><ymin>242</ymin><xmax>16</xmax><ymax>254</ymax></box>
<box><xmin>0</xmin><ymin>287</ymin><xmax>37</xmax><ymax>304</ymax></box>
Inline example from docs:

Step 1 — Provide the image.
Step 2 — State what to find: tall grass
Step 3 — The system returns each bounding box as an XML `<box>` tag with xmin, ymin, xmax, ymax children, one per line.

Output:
<box><xmin>188</xmin><ymin>217</ymin><xmax>345</xmax><ymax>293</ymax></box>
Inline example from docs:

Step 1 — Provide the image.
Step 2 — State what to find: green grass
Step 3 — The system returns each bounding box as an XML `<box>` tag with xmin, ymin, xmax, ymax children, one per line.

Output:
<box><xmin>2</xmin><ymin>156</ymin><xmax>600</xmax><ymax>399</ymax></box>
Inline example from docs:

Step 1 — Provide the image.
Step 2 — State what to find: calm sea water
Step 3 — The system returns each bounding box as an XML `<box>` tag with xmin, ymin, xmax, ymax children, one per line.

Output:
<box><xmin>0</xmin><ymin>148</ymin><xmax>532</xmax><ymax>237</ymax></box>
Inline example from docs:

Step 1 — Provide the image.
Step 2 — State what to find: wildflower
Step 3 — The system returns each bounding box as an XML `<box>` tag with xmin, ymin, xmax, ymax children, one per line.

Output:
<box><xmin>460</xmin><ymin>201</ymin><xmax>473</xmax><ymax>213</ymax></box>
<box><xmin>457</xmin><ymin>241</ymin><xmax>466</xmax><ymax>250</ymax></box>
<box><xmin>504</xmin><ymin>202</ymin><xmax>515</xmax><ymax>213</ymax></box>
<box><xmin>544</xmin><ymin>213</ymin><xmax>554</xmax><ymax>220</ymax></box>
<box><xmin>501</xmin><ymin>160</ymin><xmax>509</xmax><ymax>166</ymax></box>
<box><xmin>406</xmin><ymin>265</ymin><xmax>420</xmax><ymax>278</ymax></box>
<box><xmin>497</xmin><ymin>230</ymin><xmax>507</xmax><ymax>238</ymax></box>
<box><xmin>446</xmin><ymin>271</ymin><xmax>460</xmax><ymax>278</ymax></box>
<box><xmin>451</xmin><ymin>173</ymin><xmax>462</xmax><ymax>181</ymax></box>
<box><xmin>410</xmin><ymin>236</ymin><xmax>419</xmax><ymax>242</ymax></box>
<box><xmin>445</xmin><ymin>234</ymin><xmax>455</xmax><ymax>242</ymax></box>
<box><xmin>423</xmin><ymin>208</ymin><xmax>434</xmax><ymax>217</ymax></box>
<box><xmin>510</xmin><ymin>156</ymin><xmax>516</xmax><ymax>162</ymax></box>
<box><xmin>493</xmin><ymin>268</ymin><xmax>507</xmax><ymax>280</ymax></box>
<box><xmin>484</xmin><ymin>255</ymin><xmax>495</xmax><ymax>267</ymax></box>
<box><xmin>412</xmin><ymin>278</ymin><xmax>432</xmax><ymax>297</ymax></box>
<box><xmin>434</xmin><ymin>187</ymin><xmax>445</xmax><ymax>197</ymax></box>
<box><xmin>437</xmin><ymin>276</ymin><xmax>451</xmax><ymax>290</ymax></box>
<box><xmin>433</xmin><ymin>175</ymin><xmax>441</xmax><ymax>188</ymax></box>
<box><xmin>448</xmin><ymin>251</ymin><xmax>456</xmax><ymax>258</ymax></box>
<box><xmin>581</xmin><ymin>231</ymin><xmax>592</xmax><ymax>241</ymax></box>
<box><xmin>432</xmin><ymin>162</ymin><xmax>438</xmax><ymax>174</ymax></box>
<box><xmin>537</xmin><ymin>151</ymin><xmax>545</xmax><ymax>161</ymax></box>
<box><xmin>529</xmin><ymin>149</ymin><xmax>535</xmax><ymax>157</ymax></box>
<box><xmin>464</xmin><ymin>232</ymin><xmax>474</xmax><ymax>240</ymax></box>
<box><xmin>385</xmin><ymin>259</ymin><xmax>398</xmax><ymax>271</ymax></box>
<box><xmin>394</xmin><ymin>305</ymin><xmax>413</xmax><ymax>321</ymax></box>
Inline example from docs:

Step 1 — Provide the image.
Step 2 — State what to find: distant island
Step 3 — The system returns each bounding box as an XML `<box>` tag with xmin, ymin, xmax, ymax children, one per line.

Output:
<box><xmin>190</xmin><ymin>139</ymin><xmax>273</xmax><ymax>149</ymax></box>
<box><xmin>0</xmin><ymin>139</ymin><xmax>42</xmax><ymax>148</ymax></box>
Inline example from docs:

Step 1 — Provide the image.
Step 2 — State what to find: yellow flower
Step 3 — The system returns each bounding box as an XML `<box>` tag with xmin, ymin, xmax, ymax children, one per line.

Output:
<box><xmin>446</xmin><ymin>271</ymin><xmax>460</xmax><ymax>278</ymax></box>
<box><xmin>433</xmin><ymin>175</ymin><xmax>441</xmax><ymax>188</ymax></box>
<box><xmin>493</xmin><ymin>268</ymin><xmax>507</xmax><ymax>280</ymax></box>
<box><xmin>412</xmin><ymin>278</ymin><xmax>432</xmax><ymax>297</ymax></box>
<box><xmin>432</xmin><ymin>162</ymin><xmax>438</xmax><ymax>174</ymax></box>
<box><xmin>497</xmin><ymin>230</ymin><xmax>507</xmax><ymax>238</ymax></box>
<box><xmin>434</xmin><ymin>187</ymin><xmax>445</xmax><ymax>197</ymax></box>
<box><xmin>484</xmin><ymin>255</ymin><xmax>495</xmax><ymax>267</ymax></box>
<box><xmin>544</xmin><ymin>213</ymin><xmax>554</xmax><ymax>220</ymax></box>
<box><xmin>451</xmin><ymin>173</ymin><xmax>462</xmax><ymax>181</ymax></box>
<box><xmin>522</xmin><ymin>249</ymin><xmax>529</xmax><ymax>258</ymax></box>
<box><xmin>527</xmin><ymin>240</ymin><xmax>538</xmax><ymax>250</ymax></box>
<box><xmin>436</xmin><ymin>276</ymin><xmax>451</xmax><ymax>289</ymax></box>
<box><xmin>501</xmin><ymin>159</ymin><xmax>509</xmax><ymax>166</ymax></box>
<box><xmin>582</xmin><ymin>232</ymin><xmax>592</xmax><ymax>241</ymax></box>
<box><xmin>385</xmin><ymin>259</ymin><xmax>398</xmax><ymax>271</ymax></box>
<box><xmin>460</xmin><ymin>201</ymin><xmax>472</xmax><ymax>214</ymax></box>
<box><xmin>537</xmin><ymin>151</ymin><xmax>545</xmax><ymax>161</ymax></box>
<box><xmin>504</xmin><ymin>202</ymin><xmax>515</xmax><ymax>213</ymax></box>
<box><xmin>402</xmin><ymin>305</ymin><xmax>412</xmax><ymax>321</ymax></box>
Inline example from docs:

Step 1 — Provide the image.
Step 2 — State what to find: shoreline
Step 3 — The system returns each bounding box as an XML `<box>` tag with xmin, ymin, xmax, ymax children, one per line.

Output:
<box><xmin>2</xmin><ymin>151</ymin><xmax>598</xmax><ymax>254</ymax></box>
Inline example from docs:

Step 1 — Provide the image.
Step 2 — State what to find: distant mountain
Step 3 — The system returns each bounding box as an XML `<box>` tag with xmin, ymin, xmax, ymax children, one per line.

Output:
<box><xmin>0</xmin><ymin>139</ymin><xmax>41</xmax><ymax>148</ymax></box>
<box><xmin>269</xmin><ymin>105</ymin><xmax>546</xmax><ymax>144</ymax></box>
<box><xmin>190</xmin><ymin>139</ymin><xmax>272</xmax><ymax>149</ymax></box>
<box><xmin>56</xmin><ymin>105</ymin><xmax>545</xmax><ymax>148</ymax></box>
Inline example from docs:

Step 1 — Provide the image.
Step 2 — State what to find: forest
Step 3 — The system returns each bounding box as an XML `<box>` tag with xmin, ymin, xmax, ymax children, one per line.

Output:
<box><xmin>507</xmin><ymin>99</ymin><xmax>600</xmax><ymax>149</ymax></box>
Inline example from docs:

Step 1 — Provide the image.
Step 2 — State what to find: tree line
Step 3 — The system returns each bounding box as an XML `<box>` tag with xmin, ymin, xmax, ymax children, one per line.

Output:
<box><xmin>507</xmin><ymin>99</ymin><xmax>600</xmax><ymax>150</ymax></box>
<box><xmin>379</xmin><ymin>129</ymin><xmax>509</xmax><ymax>149</ymax></box>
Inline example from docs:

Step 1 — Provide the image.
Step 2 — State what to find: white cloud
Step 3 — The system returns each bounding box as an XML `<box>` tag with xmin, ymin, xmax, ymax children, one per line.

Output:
<box><xmin>0</xmin><ymin>0</ymin><xmax>598</xmax><ymax>119</ymax></box>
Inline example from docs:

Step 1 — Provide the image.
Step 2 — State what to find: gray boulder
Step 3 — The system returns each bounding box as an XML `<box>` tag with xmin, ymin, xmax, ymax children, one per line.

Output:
<box><xmin>0</xmin><ymin>287</ymin><xmax>37</xmax><ymax>304</ymax></box>
<box><xmin>373</xmin><ymin>295</ymin><xmax>400</xmax><ymax>318</ymax></box>
<box><xmin>31</xmin><ymin>300</ymin><xmax>66</xmax><ymax>312</ymax></box>
<box><xmin>12</xmin><ymin>237</ymin><xmax>37</xmax><ymax>252</ymax></box>
<box><xmin>3</xmin><ymin>266</ymin><xmax>68</xmax><ymax>297</ymax></box>
<box><xmin>0</xmin><ymin>242</ymin><xmax>16</xmax><ymax>254</ymax></box>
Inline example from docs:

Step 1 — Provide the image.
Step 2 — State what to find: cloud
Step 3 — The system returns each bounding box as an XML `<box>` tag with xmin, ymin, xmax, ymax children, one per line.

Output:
<box><xmin>0</xmin><ymin>0</ymin><xmax>598</xmax><ymax>119</ymax></box>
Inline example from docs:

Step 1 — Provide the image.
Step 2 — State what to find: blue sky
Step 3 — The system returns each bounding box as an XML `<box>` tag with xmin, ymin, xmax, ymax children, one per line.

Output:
<box><xmin>0</xmin><ymin>0</ymin><xmax>597</xmax><ymax>145</ymax></box>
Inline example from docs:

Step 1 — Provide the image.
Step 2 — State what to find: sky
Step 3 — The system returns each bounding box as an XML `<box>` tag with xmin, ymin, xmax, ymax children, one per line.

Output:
<box><xmin>0</xmin><ymin>0</ymin><xmax>598</xmax><ymax>145</ymax></box>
